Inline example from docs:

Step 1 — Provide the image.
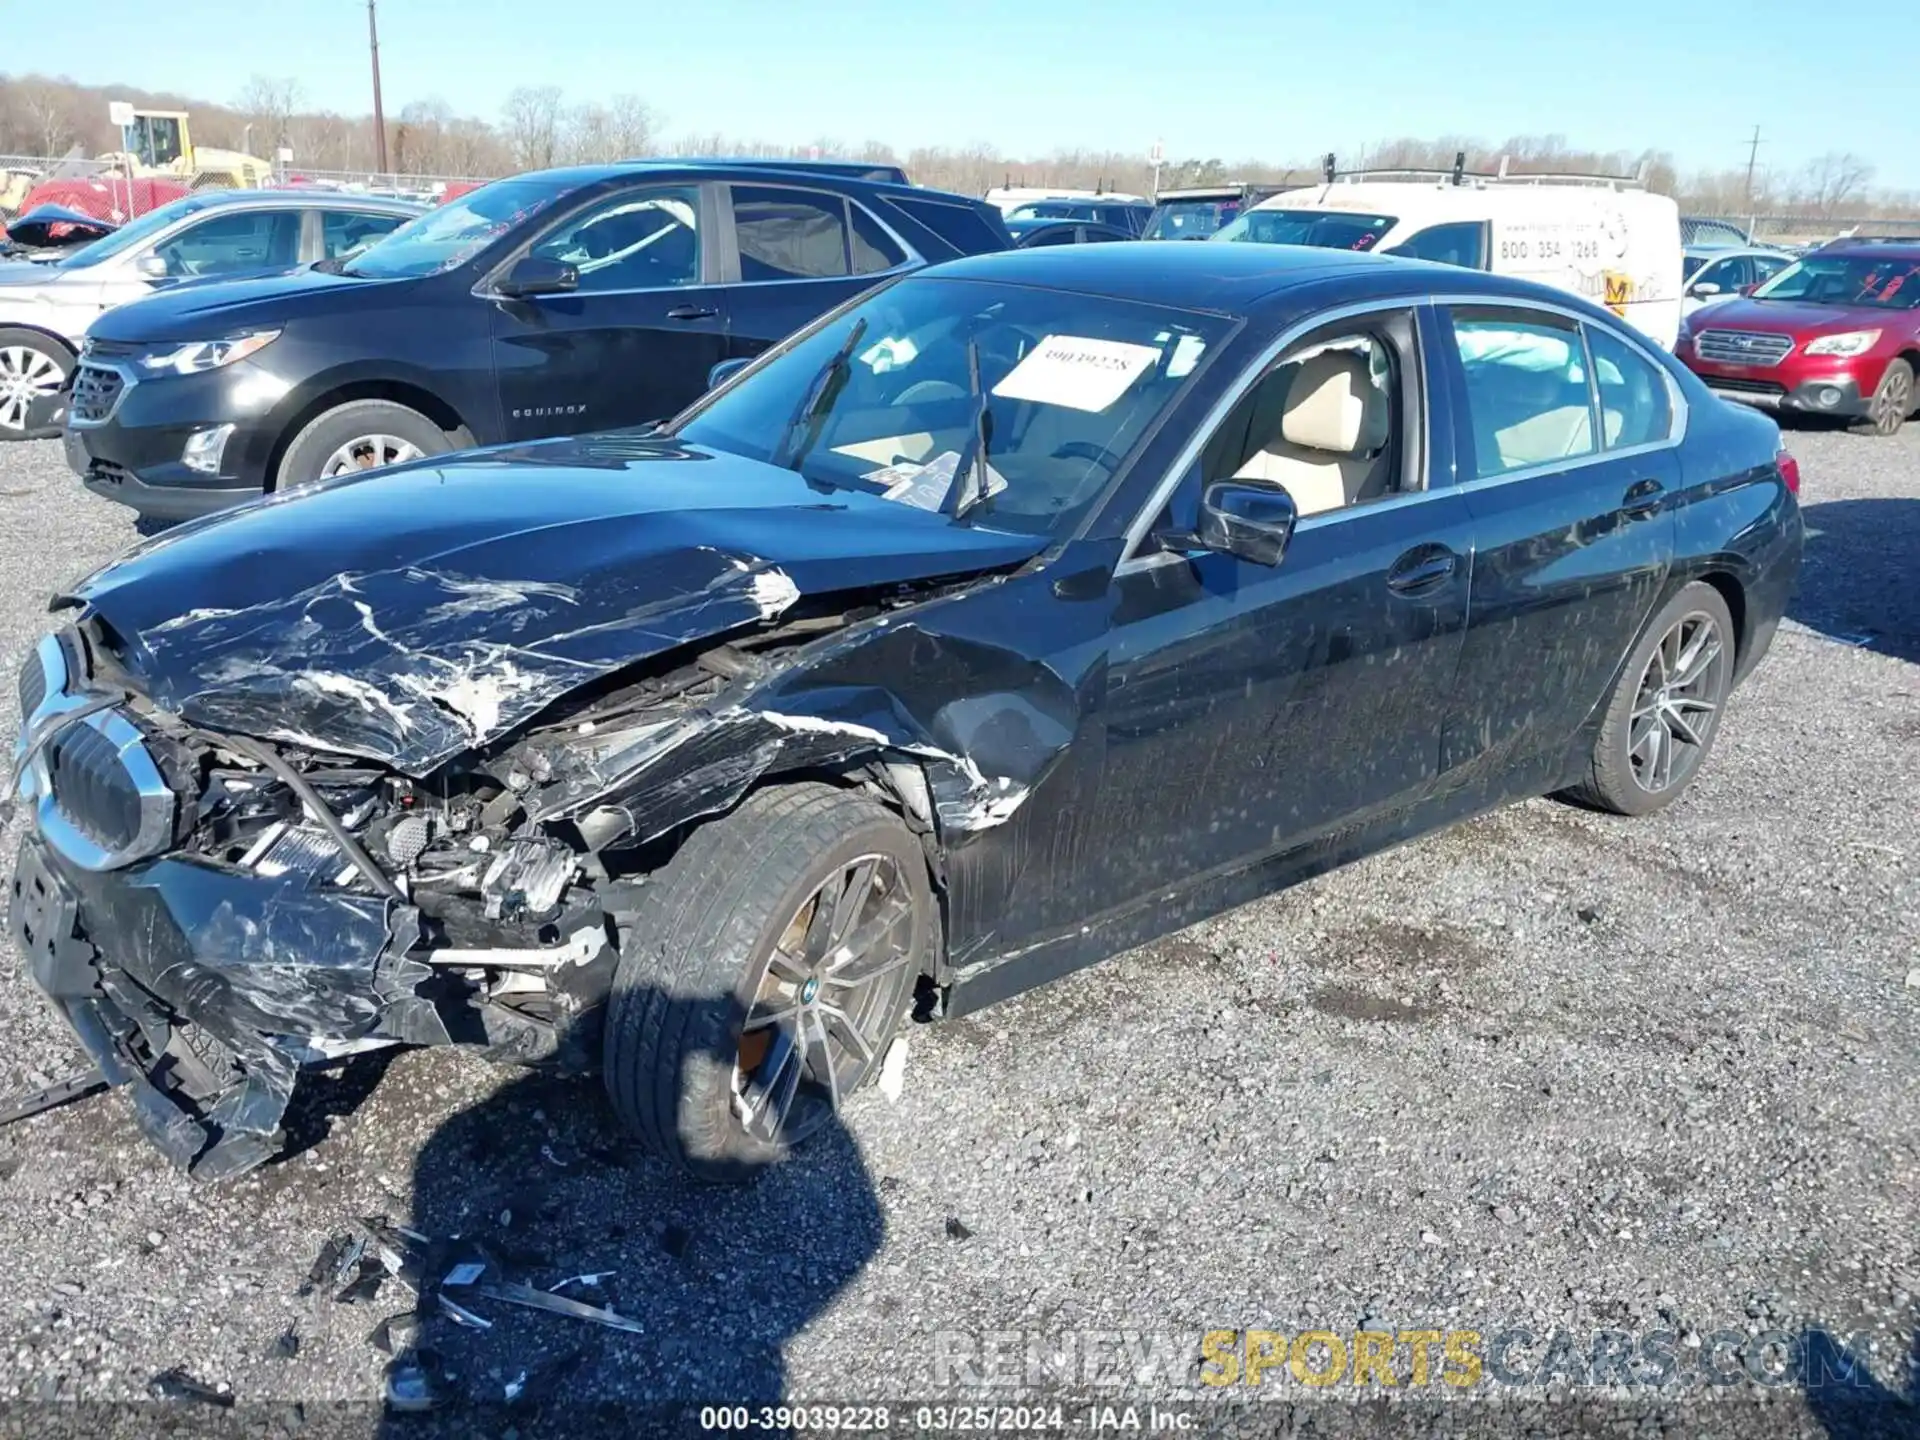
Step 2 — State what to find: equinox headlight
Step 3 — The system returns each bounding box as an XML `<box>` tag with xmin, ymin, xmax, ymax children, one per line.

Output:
<box><xmin>1803</xmin><ymin>330</ymin><xmax>1881</xmax><ymax>358</ymax></box>
<box><xmin>137</xmin><ymin>330</ymin><xmax>281</xmax><ymax>375</ymax></box>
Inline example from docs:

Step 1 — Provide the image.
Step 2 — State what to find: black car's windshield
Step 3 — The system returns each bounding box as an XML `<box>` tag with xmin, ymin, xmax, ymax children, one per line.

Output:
<box><xmin>1141</xmin><ymin>199</ymin><xmax>1241</xmax><ymax>240</ymax></box>
<box><xmin>50</xmin><ymin>195</ymin><xmax>217</xmax><ymax>270</ymax></box>
<box><xmin>1751</xmin><ymin>254</ymin><xmax>1920</xmax><ymax>310</ymax></box>
<box><xmin>1215</xmin><ymin>208</ymin><xmax>1397</xmax><ymax>251</ymax></box>
<box><xmin>675</xmin><ymin>276</ymin><xmax>1229</xmax><ymax>536</ymax></box>
<box><xmin>343</xmin><ymin>177</ymin><xmax>575</xmax><ymax>278</ymax></box>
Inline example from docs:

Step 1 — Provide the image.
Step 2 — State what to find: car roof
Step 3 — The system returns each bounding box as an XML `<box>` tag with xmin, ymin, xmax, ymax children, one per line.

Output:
<box><xmin>503</xmin><ymin>160</ymin><xmax>957</xmax><ymax>203</ymax></box>
<box><xmin>1817</xmin><ymin>241</ymin><xmax>1920</xmax><ymax>261</ymax></box>
<box><xmin>189</xmin><ymin>189</ymin><xmax>423</xmax><ymax>213</ymax></box>
<box><xmin>1684</xmin><ymin>244</ymin><xmax>1789</xmax><ymax>260</ymax></box>
<box><xmin>925</xmin><ymin>240</ymin><xmax>1524</xmax><ymax>314</ymax></box>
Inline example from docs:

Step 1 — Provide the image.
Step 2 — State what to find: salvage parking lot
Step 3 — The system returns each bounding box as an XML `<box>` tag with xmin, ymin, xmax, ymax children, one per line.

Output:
<box><xmin>0</xmin><ymin>430</ymin><xmax>1914</xmax><ymax>1425</ymax></box>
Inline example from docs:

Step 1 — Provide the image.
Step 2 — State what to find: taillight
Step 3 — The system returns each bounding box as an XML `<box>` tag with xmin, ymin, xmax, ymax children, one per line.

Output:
<box><xmin>1777</xmin><ymin>449</ymin><xmax>1801</xmax><ymax>495</ymax></box>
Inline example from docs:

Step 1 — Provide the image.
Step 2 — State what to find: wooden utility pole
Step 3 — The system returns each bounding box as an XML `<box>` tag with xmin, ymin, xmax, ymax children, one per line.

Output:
<box><xmin>368</xmin><ymin>0</ymin><xmax>389</xmax><ymax>176</ymax></box>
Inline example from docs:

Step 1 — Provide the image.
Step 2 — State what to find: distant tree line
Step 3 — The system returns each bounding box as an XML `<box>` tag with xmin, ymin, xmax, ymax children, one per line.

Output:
<box><xmin>2</xmin><ymin>70</ymin><xmax>1911</xmax><ymax>222</ymax></box>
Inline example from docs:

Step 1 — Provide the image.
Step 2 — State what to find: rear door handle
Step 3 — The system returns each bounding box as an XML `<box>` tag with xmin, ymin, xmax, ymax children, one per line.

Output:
<box><xmin>1622</xmin><ymin>478</ymin><xmax>1665</xmax><ymax>519</ymax></box>
<box><xmin>666</xmin><ymin>304</ymin><xmax>718</xmax><ymax>321</ymax></box>
<box><xmin>1386</xmin><ymin>544</ymin><xmax>1458</xmax><ymax>595</ymax></box>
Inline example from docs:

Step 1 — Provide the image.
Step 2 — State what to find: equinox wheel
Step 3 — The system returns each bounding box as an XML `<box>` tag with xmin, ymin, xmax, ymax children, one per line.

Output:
<box><xmin>1858</xmin><ymin>358</ymin><xmax>1912</xmax><ymax>438</ymax></box>
<box><xmin>274</xmin><ymin>399</ymin><xmax>465</xmax><ymax>490</ymax></box>
<box><xmin>0</xmin><ymin>329</ymin><xmax>73</xmax><ymax>440</ymax></box>
<box><xmin>1565</xmin><ymin>582</ymin><xmax>1736</xmax><ymax>817</ymax></box>
<box><xmin>603</xmin><ymin>783</ymin><xmax>931</xmax><ymax>1182</ymax></box>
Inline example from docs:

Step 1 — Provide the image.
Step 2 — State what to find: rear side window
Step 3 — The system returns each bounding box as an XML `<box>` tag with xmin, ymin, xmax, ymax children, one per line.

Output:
<box><xmin>731</xmin><ymin>186</ymin><xmax>851</xmax><ymax>281</ymax></box>
<box><xmin>1448</xmin><ymin>309</ymin><xmax>1596</xmax><ymax>479</ymax></box>
<box><xmin>849</xmin><ymin>203</ymin><xmax>908</xmax><ymax>274</ymax></box>
<box><xmin>321</xmin><ymin>209</ymin><xmax>407</xmax><ymax>259</ymax></box>
<box><xmin>883</xmin><ymin>196</ymin><xmax>1006</xmax><ymax>255</ymax></box>
<box><xmin>1386</xmin><ymin>222</ymin><xmax>1487</xmax><ymax>270</ymax></box>
<box><xmin>1586</xmin><ymin>324</ymin><xmax>1672</xmax><ymax>449</ymax></box>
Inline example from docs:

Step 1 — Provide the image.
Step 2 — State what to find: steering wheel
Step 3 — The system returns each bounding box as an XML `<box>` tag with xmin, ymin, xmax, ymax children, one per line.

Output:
<box><xmin>1051</xmin><ymin>440</ymin><xmax>1126</xmax><ymax>473</ymax></box>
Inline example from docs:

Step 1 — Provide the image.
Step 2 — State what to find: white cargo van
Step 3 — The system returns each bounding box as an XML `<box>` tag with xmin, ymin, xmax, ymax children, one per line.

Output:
<box><xmin>1214</xmin><ymin>174</ymin><xmax>1684</xmax><ymax>349</ymax></box>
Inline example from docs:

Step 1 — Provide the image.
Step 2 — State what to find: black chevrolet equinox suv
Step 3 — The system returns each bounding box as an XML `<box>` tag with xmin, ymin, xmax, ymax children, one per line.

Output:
<box><xmin>62</xmin><ymin>160</ymin><xmax>1011</xmax><ymax>522</ymax></box>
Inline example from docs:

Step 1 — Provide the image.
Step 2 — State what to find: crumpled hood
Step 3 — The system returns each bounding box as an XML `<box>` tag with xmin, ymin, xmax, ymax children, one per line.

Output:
<box><xmin>68</xmin><ymin>433</ymin><xmax>1048</xmax><ymax>774</ymax></box>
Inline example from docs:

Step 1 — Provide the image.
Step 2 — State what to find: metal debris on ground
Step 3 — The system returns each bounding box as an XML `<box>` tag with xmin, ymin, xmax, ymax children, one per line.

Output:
<box><xmin>473</xmin><ymin>1278</ymin><xmax>648</xmax><ymax>1333</ymax></box>
<box><xmin>0</xmin><ymin>1067</ymin><xmax>106</xmax><ymax>1129</ymax></box>
<box><xmin>147</xmin><ymin>1366</ymin><xmax>233</xmax><ymax>1407</ymax></box>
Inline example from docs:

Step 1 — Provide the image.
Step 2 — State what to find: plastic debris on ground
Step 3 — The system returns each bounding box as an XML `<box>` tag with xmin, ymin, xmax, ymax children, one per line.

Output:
<box><xmin>877</xmin><ymin>1035</ymin><xmax>909</xmax><ymax>1103</ymax></box>
<box><xmin>304</xmin><ymin>1211</ymin><xmax>648</xmax><ymax>1411</ymax></box>
<box><xmin>147</xmin><ymin>1367</ymin><xmax>234</xmax><ymax>1407</ymax></box>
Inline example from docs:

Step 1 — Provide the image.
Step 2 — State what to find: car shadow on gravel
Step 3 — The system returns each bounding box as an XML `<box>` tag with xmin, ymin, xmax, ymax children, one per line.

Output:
<box><xmin>1798</xmin><ymin>1325</ymin><xmax>1918</xmax><ymax>1438</ymax></box>
<box><xmin>376</xmin><ymin>987</ymin><xmax>883</xmax><ymax>1438</ymax></box>
<box><xmin>1790</xmin><ymin>498</ymin><xmax>1920</xmax><ymax>663</ymax></box>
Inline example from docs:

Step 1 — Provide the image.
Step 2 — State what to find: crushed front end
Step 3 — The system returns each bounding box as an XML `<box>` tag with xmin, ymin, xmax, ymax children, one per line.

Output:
<box><xmin>8</xmin><ymin>625</ymin><xmax>621</xmax><ymax>1180</ymax></box>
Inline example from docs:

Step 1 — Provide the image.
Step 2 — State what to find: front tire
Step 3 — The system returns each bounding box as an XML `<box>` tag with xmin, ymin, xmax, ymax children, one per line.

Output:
<box><xmin>603</xmin><ymin>783</ymin><xmax>931</xmax><ymax>1182</ymax></box>
<box><xmin>1857</xmin><ymin>358</ymin><xmax>1912</xmax><ymax>438</ymax></box>
<box><xmin>1565</xmin><ymin>581</ymin><xmax>1736</xmax><ymax>817</ymax></box>
<box><xmin>0</xmin><ymin>328</ymin><xmax>73</xmax><ymax>440</ymax></box>
<box><xmin>274</xmin><ymin>399</ymin><xmax>463</xmax><ymax>490</ymax></box>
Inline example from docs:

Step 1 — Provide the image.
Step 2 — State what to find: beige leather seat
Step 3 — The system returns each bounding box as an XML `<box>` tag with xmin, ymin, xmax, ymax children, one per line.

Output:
<box><xmin>1233</xmin><ymin>351</ymin><xmax>1391</xmax><ymax>515</ymax></box>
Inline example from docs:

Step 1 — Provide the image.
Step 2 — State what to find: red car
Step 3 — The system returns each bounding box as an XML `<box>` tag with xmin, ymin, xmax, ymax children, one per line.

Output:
<box><xmin>1675</xmin><ymin>240</ymin><xmax>1920</xmax><ymax>436</ymax></box>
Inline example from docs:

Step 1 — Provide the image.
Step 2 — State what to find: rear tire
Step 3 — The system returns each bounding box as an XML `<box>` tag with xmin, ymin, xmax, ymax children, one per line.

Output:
<box><xmin>1857</xmin><ymin>358</ymin><xmax>1912</xmax><ymax>438</ymax></box>
<box><xmin>603</xmin><ymin>783</ymin><xmax>931</xmax><ymax>1182</ymax></box>
<box><xmin>273</xmin><ymin>399</ymin><xmax>463</xmax><ymax>490</ymax></box>
<box><xmin>0</xmin><ymin>328</ymin><xmax>74</xmax><ymax>441</ymax></box>
<box><xmin>1564</xmin><ymin>582</ymin><xmax>1736</xmax><ymax>817</ymax></box>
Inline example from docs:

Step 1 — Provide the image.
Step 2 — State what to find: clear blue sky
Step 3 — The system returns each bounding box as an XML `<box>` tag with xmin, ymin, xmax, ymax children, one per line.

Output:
<box><xmin>12</xmin><ymin>0</ymin><xmax>1916</xmax><ymax>190</ymax></box>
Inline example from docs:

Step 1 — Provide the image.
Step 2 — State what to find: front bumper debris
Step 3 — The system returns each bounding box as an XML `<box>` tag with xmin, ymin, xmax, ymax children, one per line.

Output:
<box><xmin>9</xmin><ymin>833</ymin><xmax>431</xmax><ymax>1180</ymax></box>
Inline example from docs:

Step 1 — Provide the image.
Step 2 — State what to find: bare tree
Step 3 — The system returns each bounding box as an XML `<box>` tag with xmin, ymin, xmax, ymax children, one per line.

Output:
<box><xmin>606</xmin><ymin>94</ymin><xmax>656</xmax><ymax>158</ymax></box>
<box><xmin>12</xmin><ymin>77</ymin><xmax>79</xmax><ymax>157</ymax></box>
<box><xmin>501</xmin><ymin>85</ymin><xmax>565</xmax><ymax>170</ymax></box>
<box><xmin>232</xmin><ymin>74</ymin><xmax>305</xmax><ymax>153</ymax></box>
<box><xmin>1796</xmin><ymin>152</ymin><xmax>1875</xmax><ymax>220</ymax></box>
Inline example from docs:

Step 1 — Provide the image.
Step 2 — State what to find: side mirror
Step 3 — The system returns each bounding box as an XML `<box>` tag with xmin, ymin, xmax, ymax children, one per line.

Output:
<box><xmin>1690</xmin><ymin>280</ymin><xmax>1721</xmax><ymax>297</ymax></box>
<box><xmin>1159</xmin><ymin>480</ymin><xmax>1298</xmax><ymax>567</ymax></box>
<box><xmin>134</xmin><ymin>254</ymin><xmax>171</xmax><ymax>280</ymax></box>
<box><xmin>495</xmin><ymin>255</ymin><xmax>579</xmax><ymax>299</ymax></box>
<box><xmin>707</xmin><ymin>356</ymin><xmax>751</xmax><ymax>391</ymax></box>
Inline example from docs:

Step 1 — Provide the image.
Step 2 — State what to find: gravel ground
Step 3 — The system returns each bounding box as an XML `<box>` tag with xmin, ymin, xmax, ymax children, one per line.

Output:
<box><xmin>0</xmin><ymin>429</ymin><xmax>1914</xmax><ymax>1434</ymax></box>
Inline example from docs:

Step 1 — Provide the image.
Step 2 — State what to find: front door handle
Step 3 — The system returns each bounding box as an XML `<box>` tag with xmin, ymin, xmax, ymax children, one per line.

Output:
<box><xmin>666</xmin><ymin>304</ymin><xmax>718</xmax><ymax>321</ymax></box>
<box><xmin>1386</xmin><ymin>544</ymin><xmax>1458</xmax><ymax>595</ymax></box>
<box><xmin>1622</xmin><ymin>478</ymin><xmax>1665</xmax><ymax>520</ymax></box>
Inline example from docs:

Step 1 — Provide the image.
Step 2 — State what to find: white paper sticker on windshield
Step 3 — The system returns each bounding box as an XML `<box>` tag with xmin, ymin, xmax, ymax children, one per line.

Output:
<box><xmin>864</xmin><ymin>450</ymin><xmax>1007</xmax><ymax>512</ymax></box>
<box><xmin>991</xmin><ymin>335</ymin><xmax>1161</xmax><ymax>413</ymax></box>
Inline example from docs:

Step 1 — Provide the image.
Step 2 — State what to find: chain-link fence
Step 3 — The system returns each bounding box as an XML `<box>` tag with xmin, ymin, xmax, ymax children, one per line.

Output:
<box><xmin>1</xmin><ymin>154</ymin><xmax>495</xmax><ymax>226</ymax></box>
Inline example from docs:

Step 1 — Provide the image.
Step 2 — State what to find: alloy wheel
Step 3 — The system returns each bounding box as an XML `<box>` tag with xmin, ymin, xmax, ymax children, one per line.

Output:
<box><xmin>732</xmin><ymin>853</ymin><xmax>916</xmax><ymax>1146</ymax></box>
<box><xmin>1871</xmin><ymin>368</ymin><xmax>1912</xmax><ymax>436</ymax></box>
<box><xmin>1628</xmin><ymin>610</ymin><xmax>1728</xmax><ymax>794</ymax></box>
<box><xmin>0</xmin><ymin>346</ymin><xmax>65</xmax><ymax>434</ymax></box>
<box><xmin>317</xmin><ymin>434</ymin><xmax>425</xmax><ymax>477</ymax></box>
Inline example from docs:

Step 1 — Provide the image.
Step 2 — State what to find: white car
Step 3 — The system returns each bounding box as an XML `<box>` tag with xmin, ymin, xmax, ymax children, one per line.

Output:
<box><xmin>1214</xmin><ymin>175</ymin><xmax>1685</xmax><ymax>350</ymax></box>
<box><xmin>1680</xmin><ymin>245</ymin><xmax>1794</xmax><ymax>316</ymax></box>
<box><xmin>0</xmin><ymin>190</ymin><xmax>418</xmax><ymax>439</ymax></box>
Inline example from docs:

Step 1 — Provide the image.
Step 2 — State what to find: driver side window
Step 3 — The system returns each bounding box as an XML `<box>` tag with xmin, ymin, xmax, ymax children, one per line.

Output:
<box><xmin>1193</xmin><ymin>310</ymin><xmax>1419</xmax><ymax>521</ymax></box>
<box><xmin>528</xmin><ymin>185</ymin><xmax>702</xmax><ymax>294</ymax></box>
<box><xmin>149</xmin><ymin>210</ymin><xmax>301</xmax><ymax>278</ymax></box>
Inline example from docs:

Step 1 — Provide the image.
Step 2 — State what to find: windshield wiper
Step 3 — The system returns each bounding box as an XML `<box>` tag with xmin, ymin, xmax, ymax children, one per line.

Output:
<box><xmin>948</xmin><ymin>334</ymin><xmax>996</xmax><ymax>523</ymax></box>
<box><xmin>775</xmin><ymin>317</ymin><xmax>868</xmax><ymax>472</ymax></box>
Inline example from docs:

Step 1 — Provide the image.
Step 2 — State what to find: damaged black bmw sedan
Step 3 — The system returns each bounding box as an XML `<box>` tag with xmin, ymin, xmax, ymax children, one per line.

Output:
<box><xmin>11</xmin><ymin>243</ymin><xmax>1801</xmax><ymax>1181</ymax></box>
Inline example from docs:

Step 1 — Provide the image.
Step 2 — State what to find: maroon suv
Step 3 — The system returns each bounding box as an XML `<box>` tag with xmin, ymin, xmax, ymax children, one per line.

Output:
<box><xmin>1676</xmin><ymin>240</ymin><xmax>1920</xmax><ymax>436</ymax></box>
